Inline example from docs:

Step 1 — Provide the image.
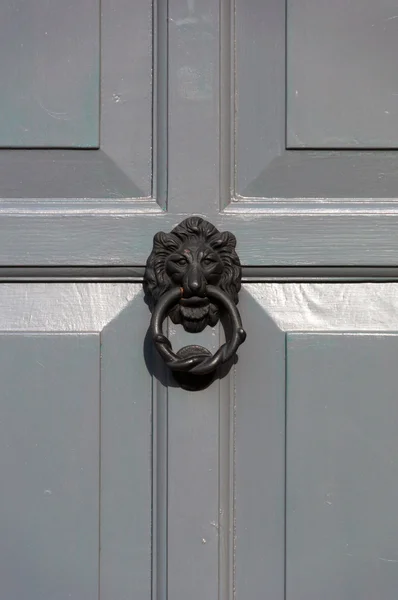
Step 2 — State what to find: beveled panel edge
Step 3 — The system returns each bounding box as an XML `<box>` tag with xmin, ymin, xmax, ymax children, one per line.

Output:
<box><xmin>232</xmin><ymin>0</ymin><xmax>398</xmax><ymax>201</ymax></box>
<box><xmin>233</xmin><ymin>286</ymin><xmax>286</xmax><ymax>600</ymax></box>
<box><xmin>0</xmin><ymin>198</ymin><xmax>159</xmax><ymax>214</ymax></box>
<box><xmin>0</xmin><ymin>282</ymin><xmax>141</xmax><ymax>330</ymax></box>
<box><xmin>0</xmin><ymin>149</ymin><xmax>151</xmax><ymax>202</ymax></box>
<box><xmin>100</xmin><ymin>0</ymin><xmax>154</xmax><ymax>197</ymax></box>
<box><xmin>233</xmin><ymin>0</ymin><xmax>286</xmax><ymax>197</ymax></box>
<box><xmin>0</xmin><ymin>0</ymin><xmax>160</xmax><ymax>204</ymax></box>
<box><xmin>226</xmin><ymin>150</ymin><xmax>398</xmax><ymax>208</ymax></box>
<box><xmin>245</xmin><ymin>282</ymin><xmax>398</xmax><ymax>332</ymax></box>
<box><xmin>226</xmin><ymin>199</ymin><xmax>398</xmax><ymax>213</ymax></box>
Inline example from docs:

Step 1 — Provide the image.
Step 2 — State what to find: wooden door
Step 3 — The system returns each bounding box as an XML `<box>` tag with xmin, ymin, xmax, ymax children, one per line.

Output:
<box><xmin>2</xmin><ymin>0</ymin><xmax>398</xmax><ymax>599</ymax></box>
<box><xmin>0</xmin><ymin>1</ymin><xmax>157</xmax><ymax>597</ymax></box>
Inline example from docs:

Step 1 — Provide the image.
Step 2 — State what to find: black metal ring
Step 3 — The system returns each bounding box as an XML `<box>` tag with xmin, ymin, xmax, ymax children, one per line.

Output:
<box><xmin>150</xmin><ymin>285</ymin><xmax>246</xmax><ymax>376</ymax></box>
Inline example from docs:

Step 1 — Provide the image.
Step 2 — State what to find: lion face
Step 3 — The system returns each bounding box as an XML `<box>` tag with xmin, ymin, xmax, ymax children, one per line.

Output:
<box><xmin>144</xmin><ymin>217</ymin><xmax>241</xmax><ymax>333</ymax></box>
<box><xmin>165</xmin><ymin>239</ymin><xmax>224</xmax><ymax>332</ymax></box>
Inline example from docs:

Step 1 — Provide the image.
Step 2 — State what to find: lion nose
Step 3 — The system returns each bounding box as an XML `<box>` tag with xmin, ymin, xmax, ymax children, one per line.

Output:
<box><xmin>184</xmin><ymin>266</ymin><xmax>206</xmax><ymax>297</ymax></box>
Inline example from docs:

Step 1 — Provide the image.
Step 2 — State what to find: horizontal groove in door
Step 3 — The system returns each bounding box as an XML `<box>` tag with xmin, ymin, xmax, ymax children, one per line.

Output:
<box><xmin>0</xmin><ymin>266</ymin><xmax>397</xmax><ymax>282</ymax></box>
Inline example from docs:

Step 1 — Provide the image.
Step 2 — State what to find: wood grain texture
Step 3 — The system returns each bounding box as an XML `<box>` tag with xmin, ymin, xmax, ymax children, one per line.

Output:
<box><xmin>5</xmin><ymin>0</ymin><xmax>398</xmax><ymax>598</ymax></box>
<box><xmin>2</xmin><ymin>0</ymin><xmax>398</xmax><ymax>268</ymax></box>
<box><xmin>3</xmin><ymin>208</ymin><xmax>398</xmax><ymax>265</ymax></box>
<box><xmin>244</xmin><ymin>282</ymin><xmax>398</xmax><ymax>331</ymax></box>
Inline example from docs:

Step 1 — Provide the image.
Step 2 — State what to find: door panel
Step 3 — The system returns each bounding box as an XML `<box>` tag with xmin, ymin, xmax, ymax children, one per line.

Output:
<box><xmin>0</xmin><ymin>333</ymin><xmax>99</xmax><ymax>599</ymax></box>
<box><xmin>3</xmin><ymin>1</ymin><xmax>398</xmax><ymax>599</ymax></box>
<box><xmin>0</xmin><ymin>284</ymin><xmax>152</xmax><ymax>599</ymax></box>
<box><xmin>287</xmin><ymin>333</ymin><xmax>398</xmax><ymax>600</ymax></box>
<box><xmin>234</xmin><ymin>283</ymin><xmax>398</xmax><ymax>599</ymax></box>
<box><xmin>3</xmin><ymin>0</ymin><xmax>398</xmax><ymax>267</ymax></box>
<box><xmin>287</xmin><ymin>0</ymin><xmax>398</xmax><ymax>148</ymax></box>
<box><xmin>0</xmin><ymin>0</ymin><xmax>152</xmax><ymax>194</ymax></box>
<box><xmin>0</xmin><ymin>0</ymin><xmax>155</xmax><ymax>266</ymax></box>
<box><xmin>1</xmin><ymin>0</ymin><xmax>99</xmax><ymax>148</ymax></box>
<box><xmin>232</xmin><ymin>0</ymin><xmax>398</xmax><ymax>265</ymax></box>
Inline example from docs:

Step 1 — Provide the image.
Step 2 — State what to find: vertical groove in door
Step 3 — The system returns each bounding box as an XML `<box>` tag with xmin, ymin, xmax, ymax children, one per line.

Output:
<box><xmin>152</xmin><ymin>364</ymin><xmax>169</xmax><ymax>600</ymax></box>
<box><xmin>98</xmin><ymin>331</ymin><xmax>102</xmax><ymax>600</ymax></box>
<box><xmin>218</xmin><ymin>363</ymin><xmax>236</xmax><ymax>599</ymax></box>
<box><xmin>284</xmin><ymin>0</ymin><xmax>288</xmax><ymax>149</ymax></box>
<box><xmin>284</xmin><ymin>332</ymin><xmax>288</xmax><ymax>600</ymax></box>
<box><xmin>154</xmin><ymin>0</ymin><xmax>169</xmax><ymax>209</ymax></box>
<box><xmin>219</xmin><ymin>0</ymin><xmax>233</xmax><ymax>210</ymax></box>
<box><xmin>231</xmin><ymin>366</ymin><xmax>237</xmax><ymax>600</ymax></box>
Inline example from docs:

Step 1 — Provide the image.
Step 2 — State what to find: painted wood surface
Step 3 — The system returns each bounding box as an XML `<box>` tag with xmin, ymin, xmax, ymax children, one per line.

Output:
<box><xmin>0</xmin><ymin>0</ymin><xmax>396</xmax><ymax>599</ymax></box>
<box><xmin>0</xmin><ymin>284</ymin><xmax>152</xmax><ymax>599</ymax></box>
<box><xmin>0</xmin><ymin>0</ymin><xmax>99</xmax><ymax>147</ymax></box>
<box><xmin>0</xmin><ymin>0</ymin><xmax>397</xmax><ymax>264</ymax></box>
<box><xmin>235</xmin><ymin>283</ymin><xmax>398</xmax><ymax>599</ymax></box>
<box><xmin>287</xmin><ymin>333</ymin><xmax>398</xmax><ymax>599</ymax></box>
<box><xmin>287</xmin><ymin>0</ymin><xmax>398</xmax><ymax>148</ymax></box>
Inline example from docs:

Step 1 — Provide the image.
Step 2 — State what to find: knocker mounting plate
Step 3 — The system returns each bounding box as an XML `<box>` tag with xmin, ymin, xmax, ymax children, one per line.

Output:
<box><xmin>144</xmin><ymin>217</ymin><xmax>246</xmax><ymax>389</ymax></box>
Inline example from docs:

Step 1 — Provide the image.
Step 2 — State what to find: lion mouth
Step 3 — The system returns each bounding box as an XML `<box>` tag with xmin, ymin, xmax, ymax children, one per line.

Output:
<box><xmin>180</xmin><ymin>297</ymin><xmax>209</xmax><ymax>307</ymax></box>
<box><xmin>180</xmin><ymin>297</ymin><xmax>209</xmax><ymax>319</ymax></box>
<box><xmin>180</xmin><ymin>304</ymin><xmax>209</xmax><ymax>321</ymax></box>
<box><xmin>179</xmin><ymin>298</ymin><xmax>210</xmax><ymax>333</ymax></box>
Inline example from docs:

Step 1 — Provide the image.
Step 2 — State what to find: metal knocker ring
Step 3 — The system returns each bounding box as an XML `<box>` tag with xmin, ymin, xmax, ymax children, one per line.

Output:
<box><xmin>151</xmin><ymin>285</ymin><xmax>246</xmax><ymax>377</ymax></box>
<box><xmin>144</xmin><ymin>217</ymin><xmax>247</xmax><ymax>390</ymax></box>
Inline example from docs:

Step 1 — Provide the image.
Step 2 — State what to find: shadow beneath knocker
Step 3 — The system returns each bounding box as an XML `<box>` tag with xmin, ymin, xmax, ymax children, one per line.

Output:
<box><xmin>143</xmin><ymin>325</ymin><xmax>178</xmax><ymax>388</ymax></box>
<box><xmin>143</xmin><ymin>285</ymin><xmax>178</xmax><ymax>387</ymax></box>
<box><xmin>218</xmin><ymin>309</ymin><xmax>240</xmax><ymax>378</ymax></box>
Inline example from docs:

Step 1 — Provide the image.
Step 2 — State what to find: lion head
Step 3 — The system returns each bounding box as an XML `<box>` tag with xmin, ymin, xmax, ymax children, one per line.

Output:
<box><xmin>144</xmin><ymin>217</ymin><xmax>242</xmax><ymax>333</ymax></box>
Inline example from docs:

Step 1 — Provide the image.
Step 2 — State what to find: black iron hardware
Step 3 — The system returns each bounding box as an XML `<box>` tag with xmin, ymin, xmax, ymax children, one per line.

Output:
<box><xmin>144</xmin><ymin>217</ymin><xmax>246</xmax><ymax>389</ymax></box>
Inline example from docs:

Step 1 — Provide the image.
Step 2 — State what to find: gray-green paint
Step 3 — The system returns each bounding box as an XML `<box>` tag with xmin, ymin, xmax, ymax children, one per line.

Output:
<box><xmin>0</xmin><ymin>333</ymin><xmax>99</xmax><ymax>599</ymax></box>
<box><xmin>0</xmin><ymin>0</ymin><xmax>397</xmax><ymax>598</ymax></box>
<box><xmin>0</xmin><ymin>284</ymin><xmax>151</xmax><ymax>598</ymax></box>
<box><xmin>236</xmin><ymin>283</ymin><xmax>398</xmax><ymax>598</ymax></box>
<box><xmin>287</xmin><ymin>0</ymin><xmax>398</xmax><ymax>148</ymax></box>
<box><xmin>0</xmin><ymin>0</ymin><xmax>99</xmax><ymax>147</ymax></box>
<box><xmin>287</xmin><ymin>333</ymin><xmax>398</xmax><ymax>599</ymax></box>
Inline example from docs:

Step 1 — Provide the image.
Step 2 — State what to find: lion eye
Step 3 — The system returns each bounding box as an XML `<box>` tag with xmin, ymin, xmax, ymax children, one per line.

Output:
<box><xmin>202</xmin><ymin>257</ymin><xmax>215</xmax><ymax>266</ymax></box>
<box><xmin>175</xmin><ymin>258</ymin><xmax>187</xmax><ymax>266</ymax></box>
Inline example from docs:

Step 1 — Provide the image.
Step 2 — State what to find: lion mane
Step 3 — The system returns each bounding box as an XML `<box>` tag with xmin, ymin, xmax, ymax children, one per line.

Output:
<box><xmin>144</xmin><ymin>217</ymin><xmax>241</xmax><ymax>327</ymax></box>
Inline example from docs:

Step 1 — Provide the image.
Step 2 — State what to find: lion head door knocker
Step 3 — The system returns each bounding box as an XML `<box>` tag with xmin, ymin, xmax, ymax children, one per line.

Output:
<box><xmin>144</xmin><ymin>217</ymin><xmax>246</xmax><ymax>390</ymax></box>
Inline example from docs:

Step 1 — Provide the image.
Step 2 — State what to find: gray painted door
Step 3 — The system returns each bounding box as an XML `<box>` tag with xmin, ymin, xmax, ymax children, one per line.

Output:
<box><xmin>1</xmin><ymin>0</ymin><xmax>398</xmax><ymax>599</ymax></box>
<box><xmin>0</xmin><ymin>285</ymin><xmax>151</xmax><ymax>599</ymax></box>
